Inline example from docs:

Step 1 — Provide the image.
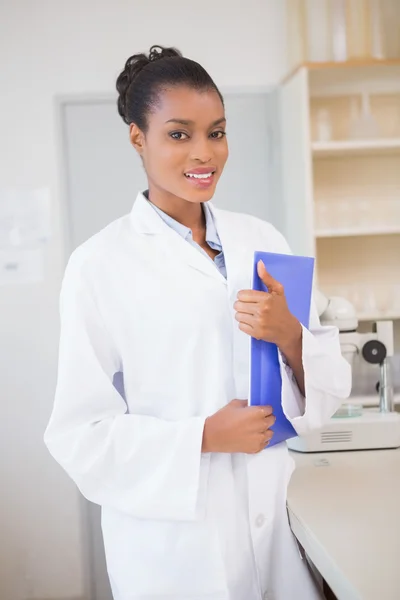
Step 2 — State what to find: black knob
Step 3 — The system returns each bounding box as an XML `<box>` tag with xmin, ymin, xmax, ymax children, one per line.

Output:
<box><xmin>362</xmin><ymin>340</ymin><xmax>387</xmax><ymax>365</ymax></box>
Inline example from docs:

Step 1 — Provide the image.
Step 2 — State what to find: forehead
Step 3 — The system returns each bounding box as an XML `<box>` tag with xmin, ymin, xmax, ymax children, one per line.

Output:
<box><xmin>150</xmin><ymin>86</ymin><xmax>225</xmax><ymax>125</ymax></box>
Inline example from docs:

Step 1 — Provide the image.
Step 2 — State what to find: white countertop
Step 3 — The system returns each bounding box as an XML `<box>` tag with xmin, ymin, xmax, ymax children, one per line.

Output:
<box><xmin>287</xmin><ymin>449</ymin><xmax>400</xmax><ymax>600</ymax></box>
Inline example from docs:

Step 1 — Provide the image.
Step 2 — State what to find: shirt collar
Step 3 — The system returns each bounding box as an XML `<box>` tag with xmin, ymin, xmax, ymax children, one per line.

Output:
<box><xmin>203</xmin><ymin>201</ymin><xmax>222</xmax><ymax>249</ymax></box>
<box><xmin>145</xmin><ymin>191</ymin><xmax>222</xmax><ymax>249</ymax></box>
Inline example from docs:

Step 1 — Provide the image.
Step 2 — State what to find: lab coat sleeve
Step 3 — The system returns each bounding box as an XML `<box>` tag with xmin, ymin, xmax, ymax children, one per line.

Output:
<box><xmin>44</xmin><ymin>255</ymin><xmax>209</xmax><ymax>521</ymax></box>
<box><xmin>279</xmin><ymin>302</ymin><xmax>352</xmax><ymax>436</ymax></box>
<box><xmin>259</xmin><ymin>222</ymin><xmax>352</xmax><ymax>436</ymax></box>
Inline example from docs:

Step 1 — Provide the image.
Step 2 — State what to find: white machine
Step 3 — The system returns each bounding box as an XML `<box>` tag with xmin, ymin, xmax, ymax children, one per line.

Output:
<box><xmin>288</xmin><ymin>291</ymin><xmax>400</xmax><ymax>453</ymax></box>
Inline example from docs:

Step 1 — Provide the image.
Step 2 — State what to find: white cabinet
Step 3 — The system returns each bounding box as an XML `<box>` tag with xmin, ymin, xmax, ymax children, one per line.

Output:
<box><xmin>279</xmin><ymin>61</ymin><xmax>400</xmax><ymax>322</ymax></box>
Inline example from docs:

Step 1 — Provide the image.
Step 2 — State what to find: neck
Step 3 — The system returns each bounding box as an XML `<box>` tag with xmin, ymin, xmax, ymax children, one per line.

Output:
<box><xmin>147</xmin><ymin>184</ymin><xmax>206</xmax><ymax>235</ymax></box>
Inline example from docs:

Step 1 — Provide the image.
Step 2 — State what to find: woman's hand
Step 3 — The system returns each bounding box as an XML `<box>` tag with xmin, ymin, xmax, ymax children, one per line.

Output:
<box><xmin>202</xmin><ymin>400</ymin><xmax>276</xmax><ymax>454</ymax></box>
<box><xmin>233</xmin><ymin>259</ymin><xmax>302</xmax><ymax>355</ymax></box>
<box><xmin>234</xmin><ymin>259</ymin><xmax>306</xmax><ymax>396</ymax></box>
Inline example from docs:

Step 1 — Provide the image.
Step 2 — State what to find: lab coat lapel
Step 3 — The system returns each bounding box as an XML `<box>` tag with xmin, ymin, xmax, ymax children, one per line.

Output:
<box><xmin>210</xmin><ymin>204</ymin><xmax>254</xmax><ymax>400</ymax></box>
<box><xmin>130</xmin><ymin>192</ymin><xmax>227</xmax><ymax>285</ymax></box>
<box><xmin>209</xmin><ymin>204</ymin><xmax>252</xmax><ymax>298</ymax></box>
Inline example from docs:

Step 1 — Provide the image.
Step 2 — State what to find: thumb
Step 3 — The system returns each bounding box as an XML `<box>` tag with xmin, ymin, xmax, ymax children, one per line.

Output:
<box><xmin>228</xmin><ymin>399</ymin><xmax>248</xmax><ymax>408</ymax></box>
<box><xmin>257</xmin><ymin>260</ymin><xmax>284</xmax><ymax>295</ymax></box>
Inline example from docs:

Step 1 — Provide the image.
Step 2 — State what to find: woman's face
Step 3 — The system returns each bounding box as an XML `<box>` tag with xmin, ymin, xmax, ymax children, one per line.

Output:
<box><xmin>130</xmin><ymin>86</ymin><xmax>228</xmax><ymax>203</ymax></box>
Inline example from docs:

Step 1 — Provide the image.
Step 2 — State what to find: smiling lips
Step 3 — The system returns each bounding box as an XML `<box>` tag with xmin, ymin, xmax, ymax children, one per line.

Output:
<box><xmin>184</xmin><ymin>167</ymin><xmax>216</xmax><ymax>188</ymax></box>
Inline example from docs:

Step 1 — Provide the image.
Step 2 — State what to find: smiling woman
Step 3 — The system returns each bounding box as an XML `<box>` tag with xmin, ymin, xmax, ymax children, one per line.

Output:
<box><xmin>44</xmin><ymin>43</ymin><xmax>351</xmax><ymax>600</ymax></box>
<box><xmin>116</xmin><ymin>45</ymin><xmax>228</xmax><ymax>219</ymax></box>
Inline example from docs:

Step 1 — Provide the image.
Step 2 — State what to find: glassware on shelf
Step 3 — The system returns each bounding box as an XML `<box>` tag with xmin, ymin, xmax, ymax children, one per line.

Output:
<box><xmin>346</xmin><ymin>0</ymin><xmax>370</xmax><ymax>59</ymax></box>
<box><xmin>288</xmin><ymin>0</ymin><xmax>400</xmax><ymax>67</ymax></box>
<box><xmin>331</xmin><ymin>0</ymin><xmax>348</xmax><ymax>61</ymax></box>
<box><xmin>369</xmin><ymin>0</ymin><xmax>385</xmax><ymax>59</ymax></box>
<box><xmin>305</xmin><ymin>0</ymin><xmax>332</xmax><ymax>62</ymax></box>
<box><xmin>316</xmin><ymin>109</ymin><xmax>332</xmax><ymax>142</ymax></box>
<box><xmin>348</xmin><ymin>93</ymin><xmax>380</xmax><ymax>140</ymax></box>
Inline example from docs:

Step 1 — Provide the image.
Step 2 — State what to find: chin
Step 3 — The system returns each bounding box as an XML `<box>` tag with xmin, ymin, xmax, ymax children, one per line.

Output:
<box><xmin>179</xmin><ymin>182</ymin><xmax>218</xmax><ymax>204</ymax></box>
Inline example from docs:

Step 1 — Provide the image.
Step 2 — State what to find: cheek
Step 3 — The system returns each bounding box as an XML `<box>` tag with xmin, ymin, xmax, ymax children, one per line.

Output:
<box><xmin>145</xmin><ymin>139</ymin><xmax>186</xmax><ymax>175</ymax></box>
<box><xmin>217</xmin><ymin>140</ymin><xmax>229</xmax><ymax>166</ymax></box>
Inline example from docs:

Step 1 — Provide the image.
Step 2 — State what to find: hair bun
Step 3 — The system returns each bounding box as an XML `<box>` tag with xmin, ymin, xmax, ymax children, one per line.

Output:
<box><xmin>148</xmin><ymin>45</ymin><xmax>182</xmax><ymax>62</ymax></box>
<box><xmin>116</xmin><ymin>45</ymin><xmax>182</xmax><ymax>123</ymax></box>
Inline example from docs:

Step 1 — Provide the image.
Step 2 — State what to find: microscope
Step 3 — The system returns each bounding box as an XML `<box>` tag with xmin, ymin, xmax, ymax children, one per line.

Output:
<box><xmin>288</xmin><ymin>291</ymin><xmax>400</xmax><ymax>453</ymax></box>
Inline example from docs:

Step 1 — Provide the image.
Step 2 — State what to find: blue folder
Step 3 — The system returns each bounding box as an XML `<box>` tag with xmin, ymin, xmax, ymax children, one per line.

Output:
<box><xmin>249</xmin><ymin>251</ymin><xmax>315</xmax><ymax>447</ymax></box>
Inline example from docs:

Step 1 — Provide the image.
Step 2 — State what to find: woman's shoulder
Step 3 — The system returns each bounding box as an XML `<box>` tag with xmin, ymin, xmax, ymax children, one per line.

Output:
<box><xmin>64</xmin><ymin>213</ymin><xmax>132</xmax><ymax>284</ymax></box>
<box><xmin>212</xmin><ymin>206</ymin><xmax>291</xmax><ymax>253</ymax></box>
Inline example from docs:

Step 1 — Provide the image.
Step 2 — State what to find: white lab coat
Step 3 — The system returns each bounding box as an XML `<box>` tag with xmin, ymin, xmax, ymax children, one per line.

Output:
<box><xmin>45</xmin><ymin>192</ymin><xmax>351</xmax><ymax>600</ymax></box>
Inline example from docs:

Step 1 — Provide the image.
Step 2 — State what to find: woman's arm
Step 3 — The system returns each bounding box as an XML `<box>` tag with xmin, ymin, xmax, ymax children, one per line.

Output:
<box><xmin>234</xmin><ymin>224</ymin><xmax>352</xmax><ymax>435</ymax></box>
<box><xmin>44</xmin><ymin>253</ymin><xmax>209</xmax><ymax>521</ymax></box>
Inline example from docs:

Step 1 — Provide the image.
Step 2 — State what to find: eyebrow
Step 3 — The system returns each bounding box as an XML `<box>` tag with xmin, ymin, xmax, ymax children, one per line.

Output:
<box><xmin>165</xmin><ymin>117</ymin><xmax>226</xmax><ymax>127</ymax></box>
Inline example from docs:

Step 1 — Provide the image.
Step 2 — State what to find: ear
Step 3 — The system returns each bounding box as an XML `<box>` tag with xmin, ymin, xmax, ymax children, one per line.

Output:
<box><xmin>129</xmin><ymin>123</ymin><xmax>145</xmax><ymax>155</ymax></box>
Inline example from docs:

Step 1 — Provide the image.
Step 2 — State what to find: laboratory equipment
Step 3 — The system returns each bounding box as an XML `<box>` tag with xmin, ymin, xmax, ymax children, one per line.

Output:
<box><xmin>288</xmin><ymin>291</ymin><xmax>400</xmax><ymax>452</ymax></box>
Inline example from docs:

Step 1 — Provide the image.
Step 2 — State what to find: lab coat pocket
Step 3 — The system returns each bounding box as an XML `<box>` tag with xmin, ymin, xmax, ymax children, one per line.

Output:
<box><xmin>102</xmin><ymin>507</ymin><xmax>227</xmax><ymax>598</ymax></box>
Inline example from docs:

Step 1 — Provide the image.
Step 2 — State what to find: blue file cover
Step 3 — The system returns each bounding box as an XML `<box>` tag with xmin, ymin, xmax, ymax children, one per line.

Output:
<box><xmin>249</xmin><ymin>251</ymin><xmax>315</xmax><ymax>447</ymax></box>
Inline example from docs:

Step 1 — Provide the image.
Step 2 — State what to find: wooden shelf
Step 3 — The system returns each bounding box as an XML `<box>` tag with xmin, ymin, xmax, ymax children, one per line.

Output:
<box><xmin>315</xmin><ymin>226</ymin><xmax>400</xmax><ymax>239</ymax></box>
<box><xmin>282</xmin><ymin>58</ymin><xmax>400</xmax><ymax>84</ymax></box>
<box><xmin>304</xmin><ymin>58</ymin><xmax>400</xmax><ymax>70</ymax></box>
<box><xmin>280</xmin><ymin>58</ymin><xmax>400</xmax><ymax>323</ymax></box>
<box><xmin>312</xmin><ymin>138</ymin><xmax>400</xmax><ymax>157</ymax></box>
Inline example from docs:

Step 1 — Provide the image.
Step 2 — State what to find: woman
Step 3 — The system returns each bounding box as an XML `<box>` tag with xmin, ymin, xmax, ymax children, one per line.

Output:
<box><xmin>45</xmin><ymin>46</ymin><xmax>351</xmax><ymax>600</ymax></box>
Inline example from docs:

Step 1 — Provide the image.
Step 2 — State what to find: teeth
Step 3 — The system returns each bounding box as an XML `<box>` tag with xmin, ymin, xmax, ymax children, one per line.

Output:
<box><xmin>185</xmin><ymin>172</ymin><xmax>213</xmax><ymax>179</ymax></box>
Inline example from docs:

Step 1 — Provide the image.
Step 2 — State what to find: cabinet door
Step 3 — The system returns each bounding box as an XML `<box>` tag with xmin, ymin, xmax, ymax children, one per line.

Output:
<box><xmin>279</xmin><ymin>68</ymin><xmax>314</xmax><ymax>256</ymax></box>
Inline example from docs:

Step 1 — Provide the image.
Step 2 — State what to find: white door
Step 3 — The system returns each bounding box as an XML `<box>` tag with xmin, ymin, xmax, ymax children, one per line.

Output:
<box><xmin>60</xmin><ymin>90</ymin><xmax>280</xmax><ymax>600</ymax></box>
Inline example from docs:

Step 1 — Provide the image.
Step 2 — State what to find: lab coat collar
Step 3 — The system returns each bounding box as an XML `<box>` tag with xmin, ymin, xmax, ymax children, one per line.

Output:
<box><xmin>130</xmin><ymin>191</ymin><xmax>227</xmax><ymax>285</ymax></box>
<box><xmin>130</xmin><ymin>191</ymin><xmax>219</xmax><ymax>235</ymax></box>
<box><xmin>130</xmin><ymin>192</ymin><xmax>168</xmax><ymax>234</ymax></box>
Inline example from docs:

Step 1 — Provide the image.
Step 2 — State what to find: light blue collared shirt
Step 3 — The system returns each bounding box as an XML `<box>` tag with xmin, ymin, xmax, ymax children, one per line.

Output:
<box><xmin>146</xmin><ymin>194</ymin><xmax>227</xmax><ymax>278</ymax></box>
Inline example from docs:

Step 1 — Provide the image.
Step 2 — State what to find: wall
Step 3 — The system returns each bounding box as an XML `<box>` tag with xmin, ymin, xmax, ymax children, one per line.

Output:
<box><xmin>0</xmin><ymin>1</ymin><xmax>288</xmax><ymax>598</ymax></box>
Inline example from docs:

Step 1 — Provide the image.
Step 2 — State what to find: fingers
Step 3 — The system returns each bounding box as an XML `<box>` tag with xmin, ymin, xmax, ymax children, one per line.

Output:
<box><xmin>251</xmin><ymin>406</ymin><xmax>276</xmax><ymax>429</ymax></box>
<box><xmin>257</xmin><ymin>260</ymin><xmax>284</xmax><ymax>296</ymax></box>
<box><xmin>229</xmin><ymin>399</ymin><xmax>249</xmax><ymax>408</ymax></box>
<box><xmin>253</xmin><ymin>428</ymin><xmax>275</xmax><ymax>453</ymax></box>
<box><xmin>238</xmin><ymin>322</ymin><xmax>253</xmax><ymax>336</ymax></box>
<box><xmin>265</xmin><ymin>414</ymin><xmax>276</xmax><ymax>430</ymax></box>
<box><xmin>233</xmin><ymin>300</ymin><xmax>259</xmax><ymax>315</ymax></box>
<box><xmin>258</xmin><ymin>405</ymin><xmax>273</xmax><ymax>417</ymax></box>
<box><xmin>236</xmin><ymin>289</ymin><xmax>267</xmax><ymax>303</ymax></box>
<box><xmin>234</xmin><ymin>312</ymin><xmax>254</xmax><ymax>326</ymax></box>
<box><xmin>264</xmin><ymin>428</ymin><xmax>274</xmax><ymax>447</ymax></box>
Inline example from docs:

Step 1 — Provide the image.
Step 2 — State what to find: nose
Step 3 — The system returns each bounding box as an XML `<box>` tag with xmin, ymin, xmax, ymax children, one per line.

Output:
<box><xmin>190</xmin><ymin>136</ymin><xmax>213</xmax><ymax>164</ymax></box>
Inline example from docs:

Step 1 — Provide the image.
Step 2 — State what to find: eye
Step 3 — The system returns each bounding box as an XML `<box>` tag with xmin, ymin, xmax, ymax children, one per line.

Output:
<box><xmin>210</xmin><ymin>130</ymin><xmax>227</xmax><ymax>140</ymax></box>
<box><xmin>169</xmin><ymin>131</ymin><xmax>189</xmax><ymax>140</ymax></box>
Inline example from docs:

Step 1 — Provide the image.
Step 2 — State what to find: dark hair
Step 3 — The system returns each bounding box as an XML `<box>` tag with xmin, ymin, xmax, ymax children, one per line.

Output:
<box><xmin>116</xmin><ymin>45</ymin><xmax>224</xmax><ymax>130</ymax></box>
